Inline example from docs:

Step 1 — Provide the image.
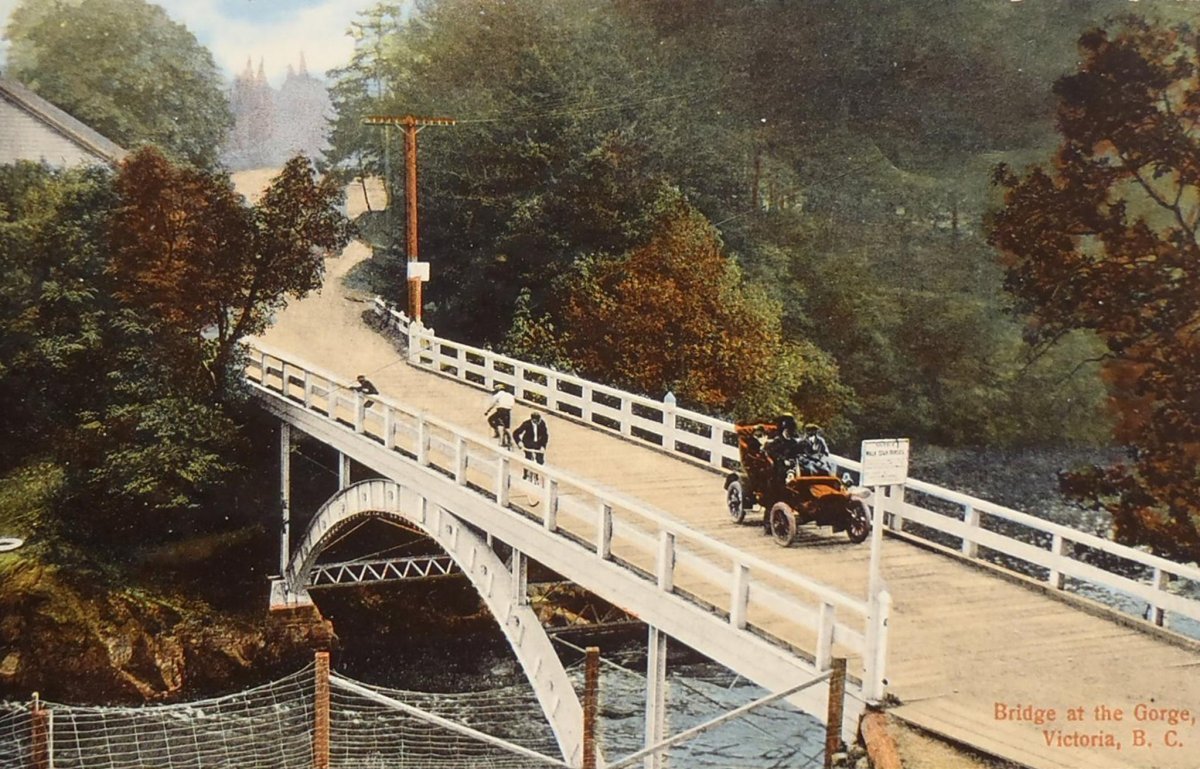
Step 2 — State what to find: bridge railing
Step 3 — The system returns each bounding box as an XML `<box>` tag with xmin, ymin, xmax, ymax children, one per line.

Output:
<box><xmin>374</xmin><ymin>299</ymin><xmax>1200</xmax><ymax>637</ymax></box>
<box><xmin>246</xmin><ymin>341</ymin><xmax>888</xmax><ymax>700</ymax></box>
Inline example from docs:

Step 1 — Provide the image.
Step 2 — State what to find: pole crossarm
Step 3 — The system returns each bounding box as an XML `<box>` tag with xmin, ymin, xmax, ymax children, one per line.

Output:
<box><xmin>363</xmin><ymin>115</ymin><xmax>457</xmax><ymax>127</ymax></box>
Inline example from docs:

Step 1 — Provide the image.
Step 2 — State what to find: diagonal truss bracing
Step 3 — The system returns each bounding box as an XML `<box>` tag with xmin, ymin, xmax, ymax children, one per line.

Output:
<box><xmin>308</xmin><ymin>554</ymin><xmax>458</xmax><ymax>587</ymax></box>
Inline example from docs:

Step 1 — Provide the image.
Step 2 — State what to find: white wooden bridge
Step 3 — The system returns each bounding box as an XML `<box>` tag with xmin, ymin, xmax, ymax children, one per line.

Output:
<box><xmin>244</xmin><ymin>191</ymin><xmax>1200</xmax><ymax>769</ymax></box>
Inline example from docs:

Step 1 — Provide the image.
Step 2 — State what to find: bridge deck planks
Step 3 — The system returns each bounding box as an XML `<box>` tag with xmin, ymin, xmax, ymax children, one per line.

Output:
<box><xmin>253</xmin><ymin>235</ymin><xmax>1200</xmax><ymax>769</ymax></box>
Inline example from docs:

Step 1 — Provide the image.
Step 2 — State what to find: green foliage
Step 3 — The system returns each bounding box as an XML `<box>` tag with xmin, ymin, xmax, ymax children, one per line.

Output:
<box><xmin>0</xmin><ymin>152</ymin><xmax>348</xmax><ymax>551</ymax></box>
<box><xmin>990</xmin><ymin>16</ymin><xmax>1200</xmax><ymax>560</ymax></box>
<box><xmin>555</xmin><ymin>196</ymin><xmax>847</xmax><ymax>416</ymax></box>
<box><xmin>108</xmin><ymin>148</ymin><xmax>352</xmax><ymax>389</ymax></box>
<box><xmin>0</xmin><ymin>162</ymin><xmax>115</xmax><ymax>464</ymax></box>
<box><xmin>324</xmin><ymin>0</ymin><xmax>1126</xmax><ymax>448</ymax></box>
<box><xmin>5</xmin><ymin>0</ymin><xmax>232</xmax><ymax>167</ymax></box>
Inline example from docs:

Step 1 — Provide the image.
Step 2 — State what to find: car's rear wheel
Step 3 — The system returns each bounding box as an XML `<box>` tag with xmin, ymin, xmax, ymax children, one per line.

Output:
<box><xmin>726</xmin><ymin>479</ymin><xmax>746</xmax><ymax>524</ymax></box>
<box><xmin>769</xmin><ymin>502</ymin><xmax>797</xmax><ymax>547</ymax></box>
<box><xmin>846</xmin><ymin>500</ymin><xmax>871</xmax><ymax>544</ymax></box>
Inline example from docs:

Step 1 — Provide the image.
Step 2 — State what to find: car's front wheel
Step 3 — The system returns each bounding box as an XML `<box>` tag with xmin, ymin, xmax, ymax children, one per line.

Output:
<box><xmin>726</xmin><ymin>479</ymin><xmax>747</xmax><ymax>524</ymax></box>
<box><xmin>846</xmin><ymin>500</ymin><xmax>871</xmax><ymax>544</ymax></box>
<box><xmin>769</xmin><ymin>502</ymin><xmax>797</xmax><ymax>547</ymax></box>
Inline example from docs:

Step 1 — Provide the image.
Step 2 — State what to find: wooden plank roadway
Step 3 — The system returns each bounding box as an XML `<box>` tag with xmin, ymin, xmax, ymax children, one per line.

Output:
<box><xmin>245</xmin><ymin>178</ymin><xmax>1200</xmax><ymax>769</ymax></box>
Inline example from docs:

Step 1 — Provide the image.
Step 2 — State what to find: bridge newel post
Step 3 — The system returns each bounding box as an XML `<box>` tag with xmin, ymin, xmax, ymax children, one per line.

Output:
<box><xmin>383</xmin><ymin>407</ymin><xmax>395</xmax><ymax>450</ymax></box>
<box><xmin>730</xmin><ymin>562</ymin><xmax>750</xmax><ymax>629</ymax></box>
<box><xmin>29</xmin><ymin>693</ymin><xmax>50</xmax><ymax>769</ymax></box>
<box><xmin>313</xmin><ymin>651</ymin><xmax>331</xmax><ymax>769</ymax></box>
<box><xmin>823</xmin><ymin>658</ymin><xmax>847</xmax><ymax>769</ymax></box>
<box><xmin>889</xmin><ymin>484</ymin><xmax>906</xmax><ymax>532</ymax></box>
<box><xmin>582</xmin><ymin>646</ymin><xmax>600</xmax><ymax>769</ymax></box>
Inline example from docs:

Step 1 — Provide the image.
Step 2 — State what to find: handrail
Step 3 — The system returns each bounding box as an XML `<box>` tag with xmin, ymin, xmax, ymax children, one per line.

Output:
<box><xmin>244</xmin><ymin>341</ymin><xmax>885</xmax><ymax>697</ymax></box>
<box><xmin>372</xmin><ymin>300</ymin><xmax>1200</xmax><ymax>635</ymax></box>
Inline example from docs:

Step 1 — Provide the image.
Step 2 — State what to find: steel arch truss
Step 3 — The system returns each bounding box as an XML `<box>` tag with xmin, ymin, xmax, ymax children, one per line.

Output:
<box><xmin>309</xmin><ymin>554</ymin><xmax>458</xmax><ymax>587</ymax></box>
<box><xmin>273</xmin><ymin>479</ymin><xmax>584</xmax><ymax>767</ymax></box>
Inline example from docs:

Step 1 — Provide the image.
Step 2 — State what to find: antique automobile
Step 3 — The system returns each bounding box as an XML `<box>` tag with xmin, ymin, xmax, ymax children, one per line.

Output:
<box><xmin>723</xmin><ymin>420</ymin><xmax>872</xmax><ymax>546</ymax></box>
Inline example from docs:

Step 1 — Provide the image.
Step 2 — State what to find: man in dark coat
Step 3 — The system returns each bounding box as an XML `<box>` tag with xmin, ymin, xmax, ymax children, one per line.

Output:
<box><xmin>513</xmin><ymin>411</ymin><xmax>550</xmax><ymax>479</ymax></box>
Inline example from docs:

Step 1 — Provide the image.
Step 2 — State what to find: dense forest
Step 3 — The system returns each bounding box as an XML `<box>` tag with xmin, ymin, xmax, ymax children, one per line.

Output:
<box><xmin>321</xmin><ymin>0</ymin><xmax>1200</xmax><ymax>559</ymax></box>
<box><xmin>326</xmin><ymin>0</ymin><xmax>1132</xmax><ymax>448</ymax></box>
<box><xmin>1</xmin><ymin>0</ymin><xmax>1197</xmax><ymax>699</ymax></box>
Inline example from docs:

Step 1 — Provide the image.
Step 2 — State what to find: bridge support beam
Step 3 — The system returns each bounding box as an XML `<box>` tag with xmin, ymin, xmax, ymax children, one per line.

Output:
<box><xmin>281</xmin><ymin>480</ymin><xmax>584</xmax><ymax>766</ymax></box>
<box><xmin>644</xmin><ymin>625</ymin><xmax>668</xmax><ymax>769</ymax></box>
<box><xmin>279</xmin><ymin>421</ymin><xmax>292</xmax><ymax>575</ymax></box>
<box><xmin>512</xmin><ymin>549</ymin><xmax>528</xmax><ymax>606</ymax></box>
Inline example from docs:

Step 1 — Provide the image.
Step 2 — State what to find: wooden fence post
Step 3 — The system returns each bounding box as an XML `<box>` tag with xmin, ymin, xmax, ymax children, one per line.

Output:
<box><xmin>30</xmin><ymin>693</ymin><xmax>50</xmax><ymax>769</ymax></box>
<box><xmin>314</xmin><ymin>651</ymin><xmax>330</xmax><ymax>769</ymax></box>
<box><xmin>583</xmin><ymin>647</ymin><xmax>600</xmax><ymax>769</ymax></box>
<box><xmin>823</xmin><ymin>658</ymin><xmax>847</xmax><ymax>769</ymax></box>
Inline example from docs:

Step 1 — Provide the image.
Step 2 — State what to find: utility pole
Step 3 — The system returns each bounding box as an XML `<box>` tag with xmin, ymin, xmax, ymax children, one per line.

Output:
<box><xmin>363</xmin><ymin>114</ymin><xmax>456</xmax><ymax>324</ymax></box>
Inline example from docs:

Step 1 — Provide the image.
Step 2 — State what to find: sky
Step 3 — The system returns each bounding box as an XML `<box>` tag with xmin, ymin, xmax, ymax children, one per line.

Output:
<box><xmin>0</xmin><ymin>0</ymin><xmax>399</xmax><ymax>87</ymax></box>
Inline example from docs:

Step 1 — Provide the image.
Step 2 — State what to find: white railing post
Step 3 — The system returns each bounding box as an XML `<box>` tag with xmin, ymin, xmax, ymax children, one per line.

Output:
<box><xmin>730</xmin><ymin>562</ymin><xmax>750</xmax><ymax>629</ymax></box>
<box><xmin>455</xmin><ymin>436</ymin><xmax>468</xmax><ymax>485</ymax></box>
<box><xmin>597</xmin><ymin>504</ymin><xmax>613</xmax><ymax>560</ymax></box>
<box><xmin>383</xmin><ymin>407</ymin><xmax>395</xmax><ymax>450</ymax></box>
<box><xmin>417</xmin><ymin>414</ymin><xmax>430</xmax><ymax>466</ymax></box>
<box><xmin>1149</xmin><ymin>567</ymin><xmax>1167</xmax><ymax>626</ymax></box>
<box><xmin>657</xmin><ymin>531</ymin><xmax>675</xmax><ymax>591</ymax></box>
<box><xmin>890</xmin><ymin>484</ymin><xmax>906</xmax><ymax>532</ymax></box>
<box><xmin>303</xmin><ymin>370</ymin><xmax>312</xmax><ymax>409</ymax></box>
<box><xmin>961</xmin><ymin>504</ymin><xmax>979</xmax><ymax>558</ymax></box>
<box><xmin>354</xmin><ymin>393</ymin><xmax>365</xmax><ymax>433</ymax></box>
<box><xmin>496</xmin><ymin>455</ymin><xmax>510</xmax><ymax>508</ymax></box>
<box><xmin>708</xmin><ymin>423</ymin><xmax>724</xmax><ymax>471</ymax></box>
<box><xmin>542</xmin><ymin>479</ymin><xmax>558</xmax><ymax>531</ymax></box>
<box><xmin>582</xmin><ymin>384</ymin><xmax>595</xmax><ymax>423</ymax></box>
<box><xmin>1048</xmin><ymin>533</ymin><xmax>1068</xmax><ymax>590</ymax></box>
<box><xmin>874</xmin><ymin>590</ymin><xmax>892</xmax><ymax>700</ymax></box>
<box><xmin>327</xmin><ymin>380</ymin><xmax>336</xmax><ymax>418</ymax></box>
<box><xmin>815</xmin><ymin>601</ymin><xmax>836</xmax><ymax>671</ymax></box>
<box><xmin>620</xmin><ymin>398</ymin><xmax>634</xmax><ymax>438</ymax></box>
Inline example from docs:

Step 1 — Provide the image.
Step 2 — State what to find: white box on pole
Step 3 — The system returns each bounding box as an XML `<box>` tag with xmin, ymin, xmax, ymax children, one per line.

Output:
<box><xmin>407</xmin><ymin>261</ymin><xmax>431</xmax><ymax>281</ymax></box>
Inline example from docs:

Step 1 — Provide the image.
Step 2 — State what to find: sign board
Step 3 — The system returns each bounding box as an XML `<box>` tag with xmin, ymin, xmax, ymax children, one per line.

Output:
<box><xmin>860</xmin><ymin>438</ymin><xmax>910</xmax><ymax>487</ymax></box>
<box><xmin>407</xmin><ymin>261</ymin><xmax>431</xmax><ymax>282</ymax></box>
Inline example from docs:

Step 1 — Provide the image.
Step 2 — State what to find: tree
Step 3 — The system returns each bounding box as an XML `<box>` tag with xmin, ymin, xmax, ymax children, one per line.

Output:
<box><xmin>5</xmin><ymin>0</ymin><xmax>232</xmax><ymax>167</ymax></box>
<box><xmin>990</xmin><ymin>17</ymin><xmax>1200</xmax><ymax>561</ymax></box>
<box><xmin>107</xmin><ymin>147</ymin><xmax>352</xmax><ymax>391</ymax></box>
<box><xmin>556</xmin><ymin>196</ymin><xmax>845</xmax><ymax>417</ymax></box>
<box><xmin>0</xmin><ymin>162</ymin><xmax>115</xmax><ymax>468</ymax></box>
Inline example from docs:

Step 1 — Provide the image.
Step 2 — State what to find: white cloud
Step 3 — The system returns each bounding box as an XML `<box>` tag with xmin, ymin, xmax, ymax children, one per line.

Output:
<box><xmin>165</xmin><ymin>0</ymin><xmax>371</xmax><ymax>85</ymax></box>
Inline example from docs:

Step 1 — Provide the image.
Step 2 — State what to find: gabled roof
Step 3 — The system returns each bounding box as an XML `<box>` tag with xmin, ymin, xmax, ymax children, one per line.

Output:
<box><xmin>0</xmin><ymin>77</ymin><xmax>128</xmax><ymax>164</ymax></box>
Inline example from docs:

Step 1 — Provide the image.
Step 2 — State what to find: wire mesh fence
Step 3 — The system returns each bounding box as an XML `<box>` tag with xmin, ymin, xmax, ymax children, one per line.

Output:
<box><xmin>0</xmin><ymin>650</ymin><xmax>831</xmax><ymax>769</ymax></box>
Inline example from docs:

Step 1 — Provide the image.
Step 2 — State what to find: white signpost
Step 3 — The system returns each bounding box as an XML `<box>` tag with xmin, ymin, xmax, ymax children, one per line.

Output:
<box><xmin>860</xmin><ymin>438</ymin><xmax>909</xmax><ymax>701</ymax></box>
